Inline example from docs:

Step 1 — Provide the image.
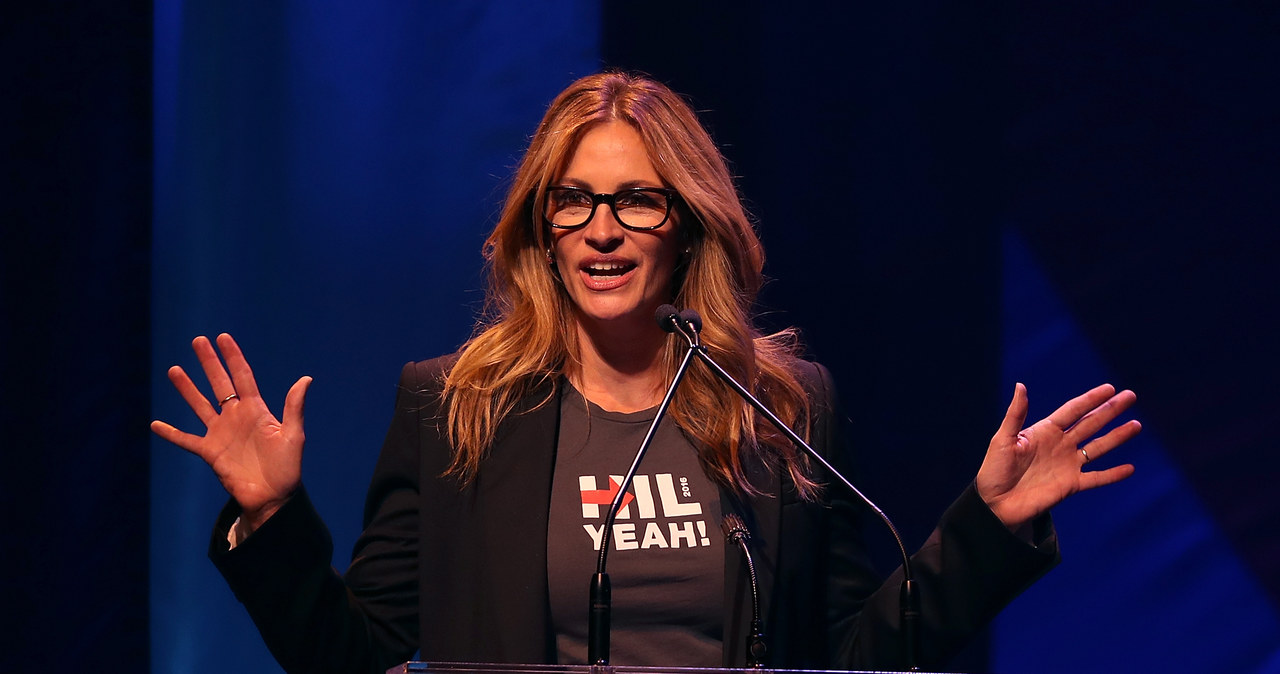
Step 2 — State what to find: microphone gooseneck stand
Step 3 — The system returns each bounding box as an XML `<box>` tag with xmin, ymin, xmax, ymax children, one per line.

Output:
<box><xmin>722</xmin><ymin>513</ymin><xmax>767</xmax><ymax>668</ymax></box>
<box><xmin>586</xmin><ymin>309</ymin><xmax>700</xmax><ymax>665</ymax></box>
<box><xmin>667</xmin><ymin>308</ymin><xmax>922</xmax><ymax>671</ymax></box>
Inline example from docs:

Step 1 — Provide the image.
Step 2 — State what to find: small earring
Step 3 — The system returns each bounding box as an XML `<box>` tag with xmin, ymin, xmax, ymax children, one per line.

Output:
<box><xmin>546</xmin><ymin>248</ymin><xmax>555</xmax><ymax>265</ymax></box>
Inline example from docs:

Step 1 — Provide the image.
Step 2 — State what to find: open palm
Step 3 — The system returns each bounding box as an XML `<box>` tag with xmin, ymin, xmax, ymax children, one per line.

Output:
<box><xmin>976</xmin><ymin>383</ymin><xmax>1140</xmax><ymax>530</ymax></box>
<box><xmin>151</xmin><ymin>333</ymin><xmax>311</xmax><ymax>532</ymax></box>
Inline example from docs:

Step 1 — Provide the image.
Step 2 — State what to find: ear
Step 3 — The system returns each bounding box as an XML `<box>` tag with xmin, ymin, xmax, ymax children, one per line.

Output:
<box><xmin>544</xmin><ymin>243</ymin><xmax>564</xmax><ymax>284</ymax></box>
<box><xmin>675</xmin><ymin>206</ymin><xmax>702</xmax><ymax>263</ymax></box>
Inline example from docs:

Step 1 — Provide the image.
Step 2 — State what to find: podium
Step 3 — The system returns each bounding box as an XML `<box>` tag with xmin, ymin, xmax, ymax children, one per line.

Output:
<box><xmin>390</xmin><ymin>662</ymin><xmax>950</xmax><ymax>674</ymax></box>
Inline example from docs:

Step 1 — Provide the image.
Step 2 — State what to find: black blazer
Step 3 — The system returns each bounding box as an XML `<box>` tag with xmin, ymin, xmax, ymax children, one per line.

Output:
<box><xmin>211</xmin><ymin>356</ymin><xmax>1058</xmax><ymax>674</ymax></box>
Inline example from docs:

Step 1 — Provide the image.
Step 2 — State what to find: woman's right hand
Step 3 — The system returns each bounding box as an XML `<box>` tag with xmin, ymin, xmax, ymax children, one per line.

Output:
<box><xmin>151</xmin><ymin>333</ymin><xmax>311</xmax><ymax>535</ymax></box>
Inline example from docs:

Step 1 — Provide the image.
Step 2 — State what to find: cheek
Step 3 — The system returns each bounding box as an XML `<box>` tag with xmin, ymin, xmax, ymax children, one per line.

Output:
<box><xmin>549</xmin><ymin>231</ymin><xmax>571</xmax><ymax>264</ymax></box>
<box><xmin>648</xmin><ymin>239</ymin><xmax>683</xmax><ymax>285</ymax></box>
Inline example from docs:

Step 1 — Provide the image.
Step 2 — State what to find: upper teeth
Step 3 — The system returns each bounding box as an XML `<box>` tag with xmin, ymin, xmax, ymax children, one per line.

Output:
<box><xmin>587</xmin><ymin>262</ymin><xmax>627</xmax><ymax>271</ymax></box>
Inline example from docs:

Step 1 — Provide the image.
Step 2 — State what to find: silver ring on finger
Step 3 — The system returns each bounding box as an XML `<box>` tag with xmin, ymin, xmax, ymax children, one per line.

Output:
<box><xmin>218</xmin><ymin>393</ymin><xmax>240</xmax><ymax>407</ymax></box>
<box><xmin>1079</xmin><ymin>448</ymin><xmax>1091</xmax><ymax>464</ymax></box>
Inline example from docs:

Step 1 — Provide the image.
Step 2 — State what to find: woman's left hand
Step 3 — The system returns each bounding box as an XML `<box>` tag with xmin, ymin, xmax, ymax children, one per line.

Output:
<box><xmin>976</xmin><ymin>383</ymin><xmax>1141</xmax><ymax>531</ymax></box>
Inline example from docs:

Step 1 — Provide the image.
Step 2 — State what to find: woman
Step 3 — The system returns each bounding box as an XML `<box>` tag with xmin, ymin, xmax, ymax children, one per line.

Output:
<box><xmin>152</xmin><ymin>72</ymin><xmax>1140</xmax><ymax>673</ymax></box>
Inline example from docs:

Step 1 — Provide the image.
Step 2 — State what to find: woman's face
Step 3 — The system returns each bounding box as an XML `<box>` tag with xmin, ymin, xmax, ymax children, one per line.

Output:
<box><xmin>550</xmin><ymin>121</ymin><xmax>681</xmax><ymax>334</ymax></box>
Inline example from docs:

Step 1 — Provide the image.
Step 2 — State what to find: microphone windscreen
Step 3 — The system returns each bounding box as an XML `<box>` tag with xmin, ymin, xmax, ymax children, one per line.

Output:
<box><xmin>655</xmin><ymin>304</ymin><xmax>680</xmax><ymax>332</ymax></box>
<box><xmin>721</xmin><ymin>513</ymin><xmax>749</xmax><ymax>544</ymax></box>
<box><xmin>678</xmin><ymin>309</ymin><xmax>703</xmax><ymax>333</ymax></box>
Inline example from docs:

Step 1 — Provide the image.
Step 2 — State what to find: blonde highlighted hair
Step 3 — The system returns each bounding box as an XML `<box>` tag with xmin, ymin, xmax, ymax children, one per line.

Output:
<box><xmin>443</xmin><ymin>71</ymin><xmax>821</xmax><ymax>500</ymax></box>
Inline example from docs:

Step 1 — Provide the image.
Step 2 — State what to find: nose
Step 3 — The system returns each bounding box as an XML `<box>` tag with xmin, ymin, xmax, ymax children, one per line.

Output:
<box><xmin>582</xmin><ymin>202</ymin><xmax>625</xmax><ymax>249</ymax></box>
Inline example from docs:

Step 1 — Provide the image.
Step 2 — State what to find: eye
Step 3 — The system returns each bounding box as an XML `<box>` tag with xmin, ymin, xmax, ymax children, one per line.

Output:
<box><xmin>550</xmin><ymin>188</ymin><xmax>592</xmax><ymax>209</ymax></box>
<box><xmin>615</xmin><ymin>189</ymin><xmax>666</xmax><ymax>210</ymax></box>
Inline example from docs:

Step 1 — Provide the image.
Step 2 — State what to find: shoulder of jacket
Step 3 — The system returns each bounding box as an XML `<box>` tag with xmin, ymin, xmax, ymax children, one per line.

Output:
<box><xmin>398</xmin><ymin>352</ymin><xmax>461</xmax><ymax>395</ymax></box>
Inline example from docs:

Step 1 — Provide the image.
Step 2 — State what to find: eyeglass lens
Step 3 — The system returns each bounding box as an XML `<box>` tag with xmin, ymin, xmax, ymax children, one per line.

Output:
<box><xmin>546</xmin><ymin>188</ymin><xmax>672</xmax><ymax>229</ymax></box>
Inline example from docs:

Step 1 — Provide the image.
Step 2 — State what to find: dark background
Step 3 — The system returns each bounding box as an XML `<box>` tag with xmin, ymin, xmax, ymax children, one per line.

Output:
<box><xmin>3</xmin><ymin>2</ymin><xmax>1276</xmax><ymax>672</ymax></box>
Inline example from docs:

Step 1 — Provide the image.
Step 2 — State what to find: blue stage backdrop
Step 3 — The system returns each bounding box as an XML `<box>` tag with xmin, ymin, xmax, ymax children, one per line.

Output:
<box><xmin>150</xmin><ymin>2</ymin><xmax>600</xmax><ymax>671</ymax></box>
<box><xmin>148</xmin><ymin>3</ymin><xmax>1278</xmax><ymax>673</ymax></box>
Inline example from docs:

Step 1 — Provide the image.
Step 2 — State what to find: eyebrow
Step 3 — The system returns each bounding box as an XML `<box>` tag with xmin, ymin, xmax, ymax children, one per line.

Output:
<box><xmin>555</xmin><ymin>178</ymin><xmax>667</xmax><ymax>191</ymax></box>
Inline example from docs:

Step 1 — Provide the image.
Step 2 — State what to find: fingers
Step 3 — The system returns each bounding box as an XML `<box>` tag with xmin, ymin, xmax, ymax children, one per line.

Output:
<box><xmin>216</xmin><ymin>333</ymin><xmax>264</xmax><ymax>402</ymax></box>
<box><xmin>1066</xmin><ymin>389</ymin><xmax>1138</xmax><ymax>443</ymax></box>
<box><xmin>186</xmin><ymin>332</ymin><xmax>267</xmax><ymax>411</ymax></box>
<box><xmin>282</xmin><ymin>375</ymin><xmax>312</xmax><ymax>446</ymax></box>
<box><xmin>995</xmin><ymin>382</ymin><xmax>1029</xmax><ymax>440</ymax></box>
<box><xmin>1078</xmin><ymin>462</ymin><xmax>1136</xmax><ymax>491</ymax></box>
<box><xmin>192</xmin><ymin>335</ymin><xmax>237</xmax><ymax>403</ymax></box>
<box><xmin>190</xmin><ymin>333</ymin><xmax>265</xmax><ymax>405</ymax></box>
<box><xmin>167</xmin><ymin>365</ymin><xmax>218</xmax><ymax>424</ymax></box>
<box><xmin>1046</xmin><ymin>383</ymin><xmax>1117</xmax><ymax>430</ymax></box>
<box><xmin>1080</xmin><ymin>418</ymin><xmax>1143</xmax><ymax>463</ymax></box>
<box><xmin>149</xmin><ymin>419</ymin><xmax>204</xmax><ymax>456</ymax></box>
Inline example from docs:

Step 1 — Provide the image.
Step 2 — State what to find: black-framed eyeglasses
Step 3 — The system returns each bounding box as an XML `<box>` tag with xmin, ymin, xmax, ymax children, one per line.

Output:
<box><xmin>544</xmin><ymin>186</ymin><xmax>679</xmax><ymax>231</ymax></box>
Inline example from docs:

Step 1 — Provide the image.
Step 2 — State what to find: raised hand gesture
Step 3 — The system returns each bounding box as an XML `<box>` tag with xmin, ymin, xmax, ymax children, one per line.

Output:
<box><xmin>151</xmin><ymin>333</ymin><xmax>312</xmax><ymax>534</ymax></box>
<box><xmin>976</xmin><ymin>383</ymin><xmax>1141</xmax><ymax>531</ymax></box>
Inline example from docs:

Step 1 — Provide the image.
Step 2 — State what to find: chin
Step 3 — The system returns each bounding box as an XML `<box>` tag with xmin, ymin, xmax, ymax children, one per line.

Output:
<box><xmin>574</xmin><ymin>297</ymin><xmax>660</xmax><ymax>328</ymax></box>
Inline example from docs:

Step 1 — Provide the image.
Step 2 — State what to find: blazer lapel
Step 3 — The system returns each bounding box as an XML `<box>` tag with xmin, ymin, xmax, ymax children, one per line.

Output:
<box><xmin>476</xmin><ymin>383</ymin><xmax>562</xmax><ymax>662</ymax></box>
<box><xmin>423</xmin><ymin>382</ymin><xmax>561</xmax><ymax>664</ymax></box>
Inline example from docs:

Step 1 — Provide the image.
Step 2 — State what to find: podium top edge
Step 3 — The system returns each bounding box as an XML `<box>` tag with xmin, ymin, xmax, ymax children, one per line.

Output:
<box><xmin>392</xmin><ymin>662</ymin><xmax>952</xmax><ymax>674</ymax></box>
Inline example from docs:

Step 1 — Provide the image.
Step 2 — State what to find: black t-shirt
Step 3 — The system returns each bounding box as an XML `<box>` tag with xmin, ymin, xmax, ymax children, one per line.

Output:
<box><xmin>546</xmin><ymin>383</ymin><xmax>724</xmax><ymax>666</ymax></box>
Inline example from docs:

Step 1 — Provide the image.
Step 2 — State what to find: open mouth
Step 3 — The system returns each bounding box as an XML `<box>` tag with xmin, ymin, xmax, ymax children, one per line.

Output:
<box><xmin>582</xmin><ymin>261</ymin><xmax>636</xmax><ymax>277</ymax></box>
<box><xmin>578</xmin><ymin>259</ymin><xmax>637</xmax><ymax>291</ymax></box>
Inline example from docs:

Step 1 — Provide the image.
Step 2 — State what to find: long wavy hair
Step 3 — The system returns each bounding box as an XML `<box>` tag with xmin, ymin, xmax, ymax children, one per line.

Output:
<box><xmin>442</xmin><ymin>71</ymin><xmax>820</xmax><ymax>500</ymax></box>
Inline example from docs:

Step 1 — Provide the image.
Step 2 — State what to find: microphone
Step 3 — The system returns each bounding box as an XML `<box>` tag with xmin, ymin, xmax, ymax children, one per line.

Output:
<box><xmin>677</xmin><ymin>308</ymin><xmax>702</xmax><ymax>334</ymax></box>
<box><xmin>674</xmin><ymin>308</ymin><xmax>922</xmax><ymax>671</ymax></box>
<box><xmin>722</xmin><ymin>514</ymin><xmax>767</xmax><ymax>668</ymax></box>
<box><xmin>655</xmin><ymin>304</ymin><xmax>681</xmax><ymax>334</ymax></box>
<box><xmin>656</xmin><ymin>304</ymin><xmax>702</xmax><ymax>350</ymax></box>
<box><xmin>585</xmin><ymin>305</ymin><xmax>701</xmax><ymax>665</ymax></box>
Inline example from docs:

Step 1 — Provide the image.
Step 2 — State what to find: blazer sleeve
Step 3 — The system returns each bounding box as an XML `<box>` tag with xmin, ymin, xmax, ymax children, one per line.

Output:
<box><xmin>208</xmin><ymin>359</ymin><xmax>439</xmax><ymax>674</ymax></box>
<box><xmin>802</xmin><ymin>362</ymin><xmax>1061</xmax><ymax>670</ymax></box>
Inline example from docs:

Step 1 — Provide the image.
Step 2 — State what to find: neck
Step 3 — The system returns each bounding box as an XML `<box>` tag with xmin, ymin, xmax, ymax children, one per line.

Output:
<box><xmin>569</xmin><ymin>314</ymin><xmax>670</xmax><ymax>413</ymax></box>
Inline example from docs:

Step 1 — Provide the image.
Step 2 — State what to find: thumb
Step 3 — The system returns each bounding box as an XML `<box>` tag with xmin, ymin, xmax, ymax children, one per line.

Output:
<box><xmin>282</xmin><ymin>375</ymin><xmax>313</xmax><ymax>443</ymax></box>
<box><xmin>995</xmin><ymin>382</ymin><xmax>1029</xmax><ymax>441</ymax></box>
